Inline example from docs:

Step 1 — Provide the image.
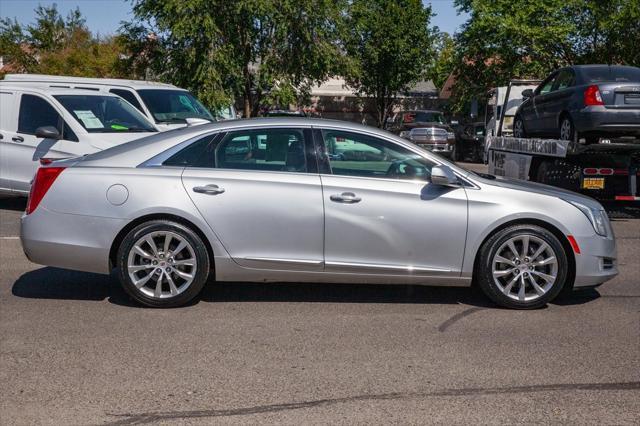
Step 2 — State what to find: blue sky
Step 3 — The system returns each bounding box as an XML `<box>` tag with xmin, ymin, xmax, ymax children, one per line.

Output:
<box><xmin>0</xmin><ymin>0</ymin><xmax>469</xmax><ymax>36</ymax></box>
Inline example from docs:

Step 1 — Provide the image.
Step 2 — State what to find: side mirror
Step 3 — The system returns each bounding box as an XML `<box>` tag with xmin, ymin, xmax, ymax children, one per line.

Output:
<box><xmin>35</xmin><ymin>126</ymin><xmax>61</xmax><ymax>139</ymax></box>
<box><xmin>430</xmin><ymin>165</ymin><xmax>459</xmax><ymax>187</ymax></box>
<box><xmin>522</xmin><ymin>89</ymin><xmax>534</xmax><ymax>98</ymax></box>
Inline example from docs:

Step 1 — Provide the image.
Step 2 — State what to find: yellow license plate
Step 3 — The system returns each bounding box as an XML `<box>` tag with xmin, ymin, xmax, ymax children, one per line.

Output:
<box><xmin>582</xmin><ymin>177</ymin><xmax>605</xmax><ymax>189</ymax></box>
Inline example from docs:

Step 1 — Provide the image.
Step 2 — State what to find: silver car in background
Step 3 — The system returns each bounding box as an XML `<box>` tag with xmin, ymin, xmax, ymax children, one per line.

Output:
<box><xmin>20</xmin><ymin>118</ymin><xmax>617</xmax><ymax>309</ymax></box>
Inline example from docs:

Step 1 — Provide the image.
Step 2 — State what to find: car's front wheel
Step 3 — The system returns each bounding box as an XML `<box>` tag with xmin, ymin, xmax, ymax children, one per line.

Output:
<box><xmin>476</xmin><ymin>224</ymin><xmax>569</xmax><ymax>309</ymax></box>
<box><xmin>117</xmin><ymin>220</ymin><xmax>210</xmax><ymax>307</ymax></box>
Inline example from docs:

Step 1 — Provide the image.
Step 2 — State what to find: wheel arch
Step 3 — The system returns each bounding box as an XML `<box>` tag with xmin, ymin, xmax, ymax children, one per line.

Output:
<box><xmin>471</xmin><ymin>218</ymin><xmax>576</xmax><ymax>290</ymax></box>
<box><xmin>108</xmin><ymin>213</ymin><xmax>216</xmax><ymax>273</ymax></box>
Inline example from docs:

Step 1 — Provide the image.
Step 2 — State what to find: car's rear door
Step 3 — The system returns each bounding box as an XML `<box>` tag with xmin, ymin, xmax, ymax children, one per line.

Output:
<box><xmin>316</xmin><ymin>127</ymin><xmax>468</xmax><ymax>278</ymax></box>
<box><xmin>181</xmin><ymin>126</ymin><xmax>325</xmax><ymax>270</ymax></box>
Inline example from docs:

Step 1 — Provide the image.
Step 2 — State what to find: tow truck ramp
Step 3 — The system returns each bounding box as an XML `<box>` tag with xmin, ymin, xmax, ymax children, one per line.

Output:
<box><xmin>486</xmin><ymin>136</ymin><xmax>639</xmax><ymax>201</ymax></box>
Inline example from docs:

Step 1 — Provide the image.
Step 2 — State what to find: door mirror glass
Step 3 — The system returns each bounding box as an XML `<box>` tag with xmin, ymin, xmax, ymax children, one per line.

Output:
<box><xmin>35</xmin><ymin>125</ymin><xmax>61</xmax><ymax>139</ymax></box>
<box><xmin>430</xmin><ymin>165</ymin><xmax>458</xmax><ymax>186</ymax></box>
<box><xmin>522</xmin><ymin>89</ymin><xmax>534</xmax><ymax>98</ymax></box>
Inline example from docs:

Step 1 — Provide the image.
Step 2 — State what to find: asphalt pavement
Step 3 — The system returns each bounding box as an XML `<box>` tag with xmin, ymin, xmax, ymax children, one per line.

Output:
<box><xmin>1</xmin><ymin>163</ymin><xmax>639</xmax><ymax>425</ymax></box>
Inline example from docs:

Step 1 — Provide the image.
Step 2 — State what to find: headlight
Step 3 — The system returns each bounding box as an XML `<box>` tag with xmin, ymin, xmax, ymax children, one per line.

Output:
<box><xmin>565</xmin><ymin>200</ymin><xmax>610</xmax><ymax>237</ymax></box>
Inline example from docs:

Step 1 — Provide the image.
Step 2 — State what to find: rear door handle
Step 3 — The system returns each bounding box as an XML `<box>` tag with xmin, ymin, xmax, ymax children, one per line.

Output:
<box><xmin>193</xmin><ymin>184</ymin><xmax>225</xmax><ymax>195</ymax></box>
<box><xmin>12</xmin><ymin>136</ymin><xmax>24</xmax><ymax>143</ymax></box>
<box><xmin>330</xmin><ymin>192</ymin><xmax>361</xmax><ymax>203</ymax></box>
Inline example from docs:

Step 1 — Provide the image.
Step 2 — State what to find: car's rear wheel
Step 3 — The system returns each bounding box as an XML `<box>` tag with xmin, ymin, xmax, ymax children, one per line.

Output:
<box><xmin>476</xmin><ymin>224</ymin><xmax>568</xmax><ymax>309</ymax></box>
<box><xmin>513</xmin><ymin>116</ymin><xmax>526</xmax><ymax>138</ymax></box>
<box><xmin>559</xmin><ymin>116</ymin><xmax>575</xmax><ymax>141</ymax></box>
<box><xmin>117</xmin><ymin>220</ymin><xmax>210</xmax><ymax>308</ymax></box>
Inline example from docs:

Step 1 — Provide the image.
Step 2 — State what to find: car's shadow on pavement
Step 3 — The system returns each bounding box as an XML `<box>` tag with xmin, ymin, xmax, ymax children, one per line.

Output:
<box><xmin>12</xmin><ymin>267</ymin><xmax>600</xmax><ymax>309</ymax></box>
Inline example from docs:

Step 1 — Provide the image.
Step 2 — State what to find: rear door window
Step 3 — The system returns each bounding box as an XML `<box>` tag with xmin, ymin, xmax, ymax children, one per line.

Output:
<box><xmin>552</xmin><ymin>70</ymin><xmax>574</xmax><ymax>91</ymax></box>
<box><xmin>216</xmin><ymin>129</ymin><xmax>310</xmax><ymax>173</ymax></box>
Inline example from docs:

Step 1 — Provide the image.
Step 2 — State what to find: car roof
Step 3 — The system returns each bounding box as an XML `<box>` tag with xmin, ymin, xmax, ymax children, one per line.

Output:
<box><xmin>77</xmin><ymin>117</ymin><xmax>424</xmax><ymax>168</ymax></box>
<box><xmin>2</xmin><ymin>74</ymin><xmax>180</xmax><ymax>90</ymax></box>
<box><xmin>0</xmin><ymin>84</ymin><xmax>123</xmax><ymax>97</ymax></box>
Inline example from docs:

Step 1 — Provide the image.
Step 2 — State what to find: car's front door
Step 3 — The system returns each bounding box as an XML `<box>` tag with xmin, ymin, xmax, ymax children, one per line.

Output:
<box><xmin>545</xmin><ymin>69</ymin><xmax>575</xmax><ymax>136</ymax></box>
<box><xmin>316</xmin><ymin>128</ymin><xmax>468</xmax><ymax>277</ymax></box>
<box><xmin>530</xmin><ymin>73</ymin><xmax>558</xmax><ymax>136</ymax></box>
<box><xmin>181</xmin><ymin>127</ymin><xmax>325</xmax><ymax>270</ymax></box>
<box><xmin>7</xmin><ymin>93</ymin><xmax>81</xmax><ymax>193</ymax></box>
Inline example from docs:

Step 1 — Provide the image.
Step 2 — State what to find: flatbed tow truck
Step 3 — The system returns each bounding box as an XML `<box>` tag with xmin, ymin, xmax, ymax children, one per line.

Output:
<box><xmin>485</xmin><ymin>81</ymin><xmax>640</xmax><ymax>202</ymax></box>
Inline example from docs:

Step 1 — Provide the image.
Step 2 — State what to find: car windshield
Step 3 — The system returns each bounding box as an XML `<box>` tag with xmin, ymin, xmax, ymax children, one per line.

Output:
<box><xmin>581</xmin><ymin>66</ymin><xmax>640</xmax><ymax>83</ymax></box>
<box><xmin>54</xmin><ymin>95</ymin><xmax>157</xmax><ymax>133</ymax></box>
<box><xmin>137</xmin><ymin>89</ymin><xmax>214</xmax><ymax>123</ymax></box>
<box><xmin>403</xmin><ymin>111</ymin><xmax>445</xmax><ymax>124</ymax></box>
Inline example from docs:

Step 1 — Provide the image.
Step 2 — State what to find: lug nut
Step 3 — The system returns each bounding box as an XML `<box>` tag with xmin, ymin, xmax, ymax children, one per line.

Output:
<box><xmin>155</xmin><ymin>268</ymin><xmax>162</xmax><ymax>273</ymax></box>
<box><xmin>166</xmin><ymin>267</ymin><xmax>172</xmax><ymax>272</ymax></box>
<box><xmin>152</xmin><ymin>260</ymin><xmax>158</xmax><ymax>265</ymax></box>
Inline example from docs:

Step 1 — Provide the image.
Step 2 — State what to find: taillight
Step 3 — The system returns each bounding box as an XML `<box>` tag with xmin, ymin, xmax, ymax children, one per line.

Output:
<box><xmin>584</xmin><ymin>85</ymin><xmax>604</xmax><ymax>106</ymax></box>
<box><xmin>26</xmin><ymin>167</ymin><xmax>65</xmax><ymax>215</ymax></box>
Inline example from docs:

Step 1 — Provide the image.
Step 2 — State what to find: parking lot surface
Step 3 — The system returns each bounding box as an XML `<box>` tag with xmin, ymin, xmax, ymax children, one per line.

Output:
<box><xmin>1</xmin><ymin>164</ymin><xmax>639</xmax><ymax>425</ymax></box>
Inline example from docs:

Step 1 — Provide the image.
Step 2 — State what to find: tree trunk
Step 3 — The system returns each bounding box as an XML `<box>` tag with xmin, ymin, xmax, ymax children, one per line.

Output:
<box><xmin>243</xmin><ymin>64</ymin><xmax>252</xmax><ymax>118</ymax></box>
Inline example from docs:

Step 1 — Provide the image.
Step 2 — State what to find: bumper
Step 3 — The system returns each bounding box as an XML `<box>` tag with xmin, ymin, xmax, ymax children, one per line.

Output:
<box><xmin>573</xmin><ymin>233</ymin><xmax>618</xmax><ymax>287</ymax></box>
<box><xmin>573</xmin><ymin>107</ymin><xmax>640</xmax><ymax>137</ymax></box>
<box><xmin>21</xmin><ymin>207</ymin><xmax>126</xmax><ymax>274</ymax></box>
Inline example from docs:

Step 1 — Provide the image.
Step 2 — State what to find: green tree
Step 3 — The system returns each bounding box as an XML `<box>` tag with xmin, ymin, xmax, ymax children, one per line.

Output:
<box><xmin>451</xmin><ymin>0</ymin><xmax>640</xmax><ymax>114</ymax></box>
<box><xmin>429</xmin><ymin>32</ymin><xmax>456</xmax><ymax>90</ymax></box>
<box><xmin>126</xmin><ymin>0</ymin><xmax>344</xmax><ymax>116</ymax></box>
<box><xmin>1</xmin><ymin>4</ymin><xmax>127</xmax><ymax>78</ymax></box>
<box><xmin>342</xmin><ymin>0</ymin><xmax>436</xmax><ymax>128</ymax></box>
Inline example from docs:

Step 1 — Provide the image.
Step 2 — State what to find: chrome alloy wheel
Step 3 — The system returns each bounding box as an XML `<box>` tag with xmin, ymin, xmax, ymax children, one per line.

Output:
<box><xmin>127</xmin><ymin>231</ymin><xmax>197</xmax><ymax>299</ymax></box>
<box><xmin>559</xmin><ymin>118</ymin><xmax>572</xmax><ymax>140</ymax></box>
<box><xmin>492</xmin><ymin>234</ymin><xmax>558</xmax><ymax>302</ymax></box>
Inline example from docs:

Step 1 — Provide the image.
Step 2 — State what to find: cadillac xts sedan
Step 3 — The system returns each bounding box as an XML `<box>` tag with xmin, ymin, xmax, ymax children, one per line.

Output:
<box><xmin>20</xmin><ymin>118</ymin><xmax>618</xmax><ymax>309</ymax></box>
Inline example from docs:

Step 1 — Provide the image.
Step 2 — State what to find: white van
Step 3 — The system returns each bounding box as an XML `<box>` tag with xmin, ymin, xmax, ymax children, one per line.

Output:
<box><xmin>2</xmin><ymin>74</ymin><xmax>236</xmax><ymax>131</ymax></box>
<box><xmin>0</xmin><ymin>85</ymin><xmax>158</xmax><ymax>195</ymax></box>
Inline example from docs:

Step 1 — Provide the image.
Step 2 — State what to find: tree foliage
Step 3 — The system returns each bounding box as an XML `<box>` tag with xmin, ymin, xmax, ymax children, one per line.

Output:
<box><xmin>125</xmin><ymin>0</ymin><xmax>345</xmax><ymax>116</ymax></box>
<box><xmin>342</xmin><ymin>0</ymin><xmax>436</xmax><ymax>127</ymax></box>
<box><xmin>0</xmin><ymin>4</ymin><xmax>126</xmax><ymax>78</ymax></box>
<box><xmin>451</xmin><ymin>0</ymin><xmax>640</xmax><ymax>113</ymax></box>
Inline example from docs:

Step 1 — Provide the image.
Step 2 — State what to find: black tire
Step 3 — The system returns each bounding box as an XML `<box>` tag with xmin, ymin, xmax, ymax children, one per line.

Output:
<box><xmin>513</xmin><ymin>116</ymin><xmax>526</xmax><ymax>138</ymax></box>
<box><xmin>117</xmin><ymin>220</ymin><xmax>210</xmax><ymax>308</ymax></box>
<box><xmin>476</xmin><ymin>224</ymin><xmax>569</xmax><ymax>309</ymax></box>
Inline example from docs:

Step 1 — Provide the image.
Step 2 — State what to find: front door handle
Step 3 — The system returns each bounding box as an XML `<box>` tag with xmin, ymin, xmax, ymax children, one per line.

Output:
<box><xmin>12</xmin><ymin>136</ymin><xmax>24</xmax><ymax>143</ymax></box>
<box><xmin>193</xmin><ymin>184</ymin><xmax>225</xmax><ymax>195</ymax></box>
<box><xmin>330</xmin><ymin>192</ymin><xmax>361</xmax><ymax>203</ymax></box>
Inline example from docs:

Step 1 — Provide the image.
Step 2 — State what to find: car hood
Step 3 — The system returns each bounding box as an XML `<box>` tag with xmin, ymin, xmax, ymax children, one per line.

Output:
<box><xmin>85</xmin><ymin>132</ymin><xmax>157</xmax><ymax>150</ymax></box>
<box><xmin>473</xmin><ymin>173</ymin><xmax>604</xmax><ymax>210</ymax></box>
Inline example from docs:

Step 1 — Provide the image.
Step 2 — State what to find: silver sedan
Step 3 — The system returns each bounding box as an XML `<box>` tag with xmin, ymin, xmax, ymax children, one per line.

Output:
<box><xmin>20</xmin><ymin>118</ymin><xmax>618</xmax><ymax>309</ymax></box>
